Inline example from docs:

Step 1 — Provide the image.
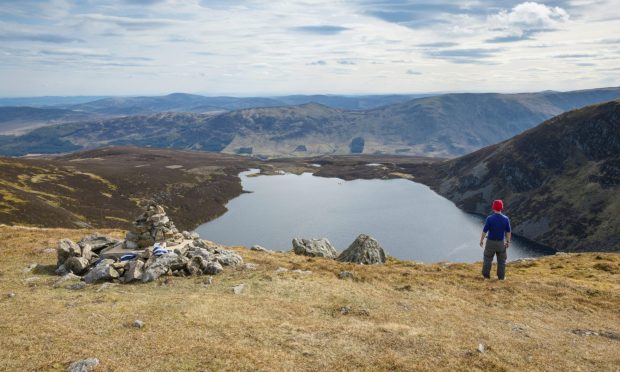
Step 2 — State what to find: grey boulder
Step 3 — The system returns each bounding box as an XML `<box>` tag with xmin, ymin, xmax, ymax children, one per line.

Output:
<box><xmin>64</xmin><ymin>257</ymin><xmax>91</xmax><ymax>275</ymax></box>
<box><xmin>337</xmin><ymin>234</ymin><xmax>386</xmax><ymax>264</ymax></box>
<box><xmin>292</xmin><ymin>238</ymin><xmax>337</xmax><ymax>258</ymax></box>
<box><xmin>57</xmin><ymin>239</ymin><xmax>81</xmax><ymax>267</ymax></box>
<box><xmin>83</xmin><ymin>264</ymin><xmax>120</xmax><ymax>284</ymax></box>
<box><xmin>79</xmin><ymin>234</ymin><xmax>119</xmax><ymax>253</ymax></box>
<box><xmin>67</xmin><ymin>358</ymin><xmax>99</xmax><ymax>372</ymax></box>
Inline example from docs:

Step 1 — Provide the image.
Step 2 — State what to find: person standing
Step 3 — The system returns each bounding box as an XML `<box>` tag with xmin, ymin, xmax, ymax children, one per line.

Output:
<box><xmin>479</xmin><ymin>199</ymin><xmax>511</xmax><ymax>280</ymax></box>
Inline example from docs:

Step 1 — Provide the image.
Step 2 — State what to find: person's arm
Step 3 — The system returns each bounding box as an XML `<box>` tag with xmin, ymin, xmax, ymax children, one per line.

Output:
<box><xmin>481</xmin><ymin>217</ymin><xmax>489</xmax><ymax>247</ymax></box>
<box><xmin>504</xmin><ymin>218</ymin><xmax>512</xmax><ymax>248</ymax></box>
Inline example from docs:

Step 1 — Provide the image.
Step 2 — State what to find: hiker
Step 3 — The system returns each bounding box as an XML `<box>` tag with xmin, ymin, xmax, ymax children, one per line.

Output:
<box><xmin>479</xmin><ymin>199</ymin><xmax>511</xmax><ymax>280</ymax></box>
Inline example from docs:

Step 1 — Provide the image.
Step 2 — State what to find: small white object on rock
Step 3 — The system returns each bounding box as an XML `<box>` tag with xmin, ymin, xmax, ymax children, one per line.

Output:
<box><xmin>133</xmin><ymin>320</ymin><xmax>144</xmax><ymax>329</ymax></box>
<box><xmin>478</xmin><ymin>343</ymin><xmax>486</xmax><ymax>353</ymax></box>
<box><xmin>7</xmin><ymin>292</ymin><xmax>16</xmax><ymax>298</ymax></box>
<box><xmin>232</xmin><ymin>283</ymin><xmax>245</xmax><ymax>295</ymax></box>
<box><xmin>67</xmin><ymin>357</ymin><xmax>99</xmax><ymax>372</ymax></box>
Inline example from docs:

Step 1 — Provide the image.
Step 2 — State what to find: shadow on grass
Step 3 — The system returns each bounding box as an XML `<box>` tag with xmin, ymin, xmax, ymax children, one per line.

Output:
<box><xmin>33</xmin><ymin>264</ymin><xmax>57</xmax><ymax>276</ymax></box>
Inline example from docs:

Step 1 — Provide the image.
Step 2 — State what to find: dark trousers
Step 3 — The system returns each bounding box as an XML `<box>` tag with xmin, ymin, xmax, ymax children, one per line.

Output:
<box><xmin>482</xmin><ymin>239</ymin><xmax>507</xmax><ymax>279</ymax></box>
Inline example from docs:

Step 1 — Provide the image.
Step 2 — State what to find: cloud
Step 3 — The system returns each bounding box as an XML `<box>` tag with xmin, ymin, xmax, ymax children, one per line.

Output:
<box><xmin>307</xmin><ymin>60</ymin><xmax>328</xmax><ymax>66</ymax></box>
<box><xmin>406</xmin><ymin>69</ymin><xmax>421</xmax><ymax>75</ymax></box>
<box><xmin>337</xmin><ymin>60</ymin><xmax>356</xmax><ymax>65</ymax></box>
<box><xmin>487</xmin><ymin>2</ymin><xmax>569</xmax><ymax>41</ymax></box>
<box><xmin>290</xmin><ymin>25</ymin><xmax>350</xmax><ymax>35</ymax></box>
<box><xmin>555</xmin><ymin>53</ymin><xmax>597</xmax><ymax>58</ymax></box>
<box><xmin>78</xmin><ymin>13</ymin><xmax>181</xmax><ymax>30</ymax></box>
<box><xmin>0</xmin><ymin>32</ymin><xmax>83</xmax><ymax>43</ymax></box>
<box><xmin>417</xmin><ymin>42</ymin><xmax>458</xmax><ymax>48</ymax></box>
<box><xmin>426</xmin><ymin>47</ymin><xmax>502</xmax><ymax>63</ymax></box>
<box><xmin>486</xmin><ymin>34</ymin><xmax>533</xmax><ymax>43</ymax></box>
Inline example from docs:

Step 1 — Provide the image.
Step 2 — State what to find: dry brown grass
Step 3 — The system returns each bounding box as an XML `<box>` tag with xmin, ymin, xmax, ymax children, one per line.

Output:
<box><xmin>0</xmin><ymin>225</ymin><xmax>619</xmax><ymax>371</ymax></box>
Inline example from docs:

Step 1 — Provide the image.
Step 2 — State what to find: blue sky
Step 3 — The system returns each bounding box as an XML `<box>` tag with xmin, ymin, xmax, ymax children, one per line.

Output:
<box><xmin>0</xmin><ymin>0</ymin><xmax>619</xmax><ymax>96</ymax></box>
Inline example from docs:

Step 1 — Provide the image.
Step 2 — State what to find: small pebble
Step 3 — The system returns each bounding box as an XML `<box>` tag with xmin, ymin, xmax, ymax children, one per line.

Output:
<box><xmin>68</xmin><ymin>282</ymin><xmax>87</xmax><ymax>290</ymax></box>
<box><xmin>478</xmin><ymin>343</ymin><xmax>486</xmax><ymax>353</ymax></box>
<box><xmin>232</xmin><ymin>283</ymin><xmax>245</xmax><ymax>295</ymax></box>
<box><xmin>338</xmin><ymin>271</ymin><xmax>353</xmax><ymax>279</ymax></box>
<box><xmin>274</xmin><ymin>267</ymin><xmax>288</xmax><ymax>273</ymax></box>
<box><xmin>133</xmin><ymin>320</ymin><xmax>145</xmax><ymax>329</ymax></box>
<box><xmin>7</xmin><ymin>292</ymin><xmax>16</xmax><ymax>298</ymax></box>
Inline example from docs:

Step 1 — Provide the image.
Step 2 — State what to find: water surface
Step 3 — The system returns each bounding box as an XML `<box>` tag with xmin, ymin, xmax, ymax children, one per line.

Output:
<box><xmin>195</xmin><ymin>170</ymin><xmax>551</xmax><ymax>263</ymax></box>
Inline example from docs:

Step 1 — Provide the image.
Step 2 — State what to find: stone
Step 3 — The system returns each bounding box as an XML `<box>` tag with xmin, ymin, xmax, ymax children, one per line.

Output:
<box><xmin>142</xmin><ymin>254</ymin><xmax>183</xmax><ymax>282</ymax></box>
<box><xmin>274</xmin><ymin>267</ymin><xmax>288</xmax><ymax>273</ymax></box>
<box><xmin>232</xmin><ymin>283</ymin><xmax>245</xmax><ymax>295</ymax></box>
<box><xmin>67</xmin><ymin>358</ymin><xmax>99</xmax><ymax>372</ymax></box>
<box><xmin>57</xmin><ymin>238</ymin><xmax>81</xmax><ymax>267</ymax></box>
<box><xmin>55</xmin><ymin>264</ymin><xmax>69</xmax><ymax>276</ymax></box>
<box><xmin>68</xmin><ymin>282</ymin><xmax>87</xmax><ymax>290</ymax></box>
<box><xmin>79</xmin><ymin>234</ymin><xmax>119</xmax><ymax>253</ymax></box>
<box><xmin>203</xmin><ymin>261</ymin><xmax>223</xmax><ymax>275</ymax></box>
<box><xmin>124</xmin><ymin>240</ymin><xmax>138</xmax><ymax>250</ymax></box>
<box><xmin>337</xmin><ymin>234</ymin><xmax>386</xmax><ymax>264</ymax></box>
<box><xmin>340</xmin><ymin>306</ymin><xmax>351</xmax><ymax>315</ymax></box>
<box><xmin>250</xmin><ymin>245</ymin><xmax>271</xmax><ymax>252</ymax></box>
<box><xmin>216</xmin><ymin>251</ymin><xmax>243</xmax><ymax>267</ymax></box>
<box><xmin>478</xmin><ymin>343</ymin><xmax>486</xmax><ymax>353</ymax></box>
<box><xmin>96</xmin><ymin>259</ymin><xmax>115</xmax><ymax>267</ymax></box>
<box><xmin>83</xmin><ymin>265</ymin><xmax>119</xmax><ymax>284</ymax></box>
<box><xmin>243</xmin><ymin>263</ymin><xmax>258</xmax><ymax>270</ymax></box>
<box><xmin>123</xmin><ymin>260</ymin><xmax>145</xmax><ymax>283</ymax></box>
<box><xmin>292</xmin><ymin>238</ymin><xmax>338</xmax><ymax>258</ymax></box>
<box><xmin>190</xmin><ymin>232</ymin><xmax>200</xmax><ymax>240</ymax></box>
<box><xmin>186</xmin><ymin>257</ymin><xmax>204</xmax><ymax>276</ymax></box>
<box><xmin>64</xmin><ymin>257</ymin><xmax>91</xmax><ymax>275</ymax></box>
<box><xmin>52</xmin><ymin>273</ymin><xmax>81</xmax><ymax>288</ymax></box>
<box><xmin>338</xmin><ymin>271</ymin><xmax>354</xmax><ymax>279</ymax></box>
<box><xmin>133</xmin><ymin>320</ymin><xmax>145</xmax><ymax>329</ymax></box>
<box><xmin>182</xmin><ymin>231</ymin><xmax>192</xmax><ymax>239</ymax></box>
<box><xmin>7</xmin><ymin>292</ymin><xmax>15</xmax><ymax>298</ymax></box>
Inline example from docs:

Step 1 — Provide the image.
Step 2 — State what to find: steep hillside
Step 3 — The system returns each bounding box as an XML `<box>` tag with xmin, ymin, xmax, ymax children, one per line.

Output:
<box><xmin>436</xmin><ymin>100</ymin><xmax>620</xmax><ymax>252</ymax></box>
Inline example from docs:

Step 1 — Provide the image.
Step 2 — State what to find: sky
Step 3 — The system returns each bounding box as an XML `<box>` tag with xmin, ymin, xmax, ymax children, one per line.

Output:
<box><xmin>0</xmin><ymin>0</ymin><xmax>619</xmax><ymax>97</ymax></box>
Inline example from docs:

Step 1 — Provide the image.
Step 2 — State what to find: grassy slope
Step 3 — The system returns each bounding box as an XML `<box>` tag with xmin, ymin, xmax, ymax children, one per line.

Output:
<box><xmin>1</xmin><ymin>226</ymin><xmax>618</xmax><ymax>371</ymax></box>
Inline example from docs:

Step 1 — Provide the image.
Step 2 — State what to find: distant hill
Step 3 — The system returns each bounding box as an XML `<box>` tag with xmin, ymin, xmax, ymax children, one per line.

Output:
<box><xmin>0</xmin><ymin>106</ymin><xmax>97</xmax><ymax>136</ymax></box>
<box><xmin>435</xmin><ymin>99</ymin><xmax>620</xmax><ymax>252</ymax></box>
<box><xmin>1</xmin><ymin>87</ymin><xmax>619</xmax><ymax>157</ymax></box>
<box><xmin>0</xmin><ymin>96</ymin><xmax>107</xmax><ymax>107</ymax></box>
<box><xmin>61</xmin><ymin>93</ymin><xmax>428</xmax><ymax>115</ymax></box>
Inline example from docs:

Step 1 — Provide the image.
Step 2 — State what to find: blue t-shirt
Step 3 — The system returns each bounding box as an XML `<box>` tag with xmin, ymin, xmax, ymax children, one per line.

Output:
<box><xmin>483</xmin><ymin>213</ymin><xmax>511</xmax><ymax>241</ymax></box>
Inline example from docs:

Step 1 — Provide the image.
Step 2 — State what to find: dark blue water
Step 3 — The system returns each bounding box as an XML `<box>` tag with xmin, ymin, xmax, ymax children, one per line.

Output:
<box><xmin>195</xmin><ymin>170</ymin><xmax>550</xmax><ymax>263</ymax></box>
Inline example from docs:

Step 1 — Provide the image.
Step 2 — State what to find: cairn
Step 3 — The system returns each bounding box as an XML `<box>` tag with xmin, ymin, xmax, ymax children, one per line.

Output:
<box><xmin>124</xmin><ymin>202</ymin><xmax>184</xmax><ymax>249</ymax></box>
<box><xmin>54</xmin><ymin>202</ymin><xmax>244</xmax><ymax>284</ymax></box>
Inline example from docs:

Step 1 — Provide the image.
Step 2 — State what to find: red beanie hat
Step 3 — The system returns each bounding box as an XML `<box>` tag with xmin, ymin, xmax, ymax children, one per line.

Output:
<box><xmin>492</xmin><ymin>199</ymin><xmax>504</xmax><ymax>212</ymax></box>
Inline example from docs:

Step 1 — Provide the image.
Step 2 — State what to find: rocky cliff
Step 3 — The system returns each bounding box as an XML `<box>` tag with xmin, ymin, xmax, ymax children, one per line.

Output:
<box><xmin>436</xmin><ymin>99</ymin><xmax>620</xmax><ymax>252</ymax></box>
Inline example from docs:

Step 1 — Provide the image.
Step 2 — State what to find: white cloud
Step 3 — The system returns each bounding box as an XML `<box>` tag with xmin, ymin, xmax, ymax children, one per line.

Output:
<box><xmin>489</xmin><ymin>2</ymin><xmax>570</xmax><ymax>37</ymax></box>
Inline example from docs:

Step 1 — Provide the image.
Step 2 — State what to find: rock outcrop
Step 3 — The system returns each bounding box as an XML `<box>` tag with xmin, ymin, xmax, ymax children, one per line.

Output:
<box><xmin>337</xmin><ymin>234</ymin><xmax>386</xmax><ymax>264</ymax></box>
<box><xmin>292</xmin><ymin>238</ymin><xmax>338</xmax><ymax>258</ymax></box>
<box><xmin>54</xmin><ymin>203</ymin><xmax>242</xmax><ymax>284</ymax></box>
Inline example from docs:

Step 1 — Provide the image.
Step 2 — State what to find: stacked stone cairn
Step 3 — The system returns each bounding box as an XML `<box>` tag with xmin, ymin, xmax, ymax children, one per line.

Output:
<box><xmin>55</xmin><ymin>203</ymin><xmax>243</xmax><ymax>284</ymax></box>
<box><xmin>124</xmin><ymin>202</ymin><xmax>184</xmax><ymax>249</ymax></box>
